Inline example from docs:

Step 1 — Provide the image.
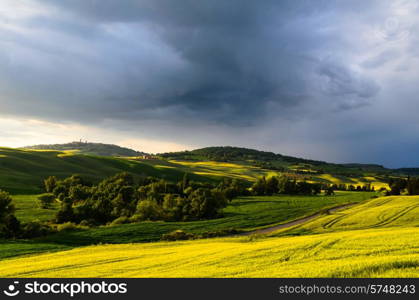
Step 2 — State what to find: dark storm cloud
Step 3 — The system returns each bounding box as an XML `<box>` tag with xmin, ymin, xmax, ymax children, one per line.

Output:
<box><xmin>2</xmin><ymin>0</ymin><xmax>419</xmax><ymax>166</ymax></box>
<box><xmin>0</xmin><ymin>0</ymin><xmax>381</xmax><ymax>126</ymax></box>
<box><xmin>316</xmin><ymin>59</ymin><xmax>380</xmax><ymax>110</ymax></box>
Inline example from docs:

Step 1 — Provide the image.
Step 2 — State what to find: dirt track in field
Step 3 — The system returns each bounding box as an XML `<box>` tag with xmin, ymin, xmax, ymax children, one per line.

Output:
<box><xmin>238</xmin><ymin>202</ymin><xmax>358</xmax><ymax>236</ymax></box>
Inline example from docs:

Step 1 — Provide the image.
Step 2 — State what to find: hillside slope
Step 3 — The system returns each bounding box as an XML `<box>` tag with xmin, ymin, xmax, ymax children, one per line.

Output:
<box><xmin>0</xmin><ymin>148</ymin><xmax>205</xmax><ymax>193</ymax></box>
<box><xmin>22</xmin><ymin>142</ymin><xmax>146</xmax><ymax>157</ymax></box>
<box><xmin>274</xmin><ymin>195</ymin><xmax>419</xmax><ymax>236</ymax></box>
<box><xmin>0</xmin><ymin>148</ymin><xmax>390</xmax><ymax>194</ymax></box>
<box><xmin>1</xmin><ymin>228</ymin><xmax>417</xmax><ymax>278</ymax></box>
<box><xmin>1</xmin><ymin>196</ymin><xmax>418</xmax><ymax>277</ymax></box>
<box><xmin>160</xmin><ymin>146</ymin><xmax>394</xmax><ymax>176</ymax></box>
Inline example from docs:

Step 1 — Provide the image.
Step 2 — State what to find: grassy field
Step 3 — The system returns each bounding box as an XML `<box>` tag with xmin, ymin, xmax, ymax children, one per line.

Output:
<box><xmin>0</xmin><ymin>148</ymin><xmax>209</xmax><ymax>194</ymax></box>
<box><xmin>165</xmin><ymin>160</ymin><xmax>280</xmax><ymax>181</ymax></box>
<box><xmin>313</xmin><ymin>174</ymin><xmax>389</xmax><ymax>190</ymax></box>
<box><xmin>0</xmin><ymin>226</ymin><xmax>417</xmax><ymax>278</ymax></box>
<box><xmin>13</xmin><ymin>194</ymin><xmax>59</xmax><ymax>222</ymax></box>
<box><xmin>0</xmin><ymin>147</ymin><xmax>389</xmax><ymax>194</ymax></box>
<box><xmin>272</xmin><ymin>195</ymin><xmax>419</xmax><ymax>236</ymax></box>
<box><xmin>0</xmin><ymin>192</ymin><xmax>375</xmax><ymax>260</ymax></box>
<box><xmin>148</xmin><ymin>160</ymin><xmax>390</xmax><ymax>189</ymax></box>
<box><xmin>1</xmin><ymin>195</ymin><xmax>416</xmax><ymax>278</ymax></box>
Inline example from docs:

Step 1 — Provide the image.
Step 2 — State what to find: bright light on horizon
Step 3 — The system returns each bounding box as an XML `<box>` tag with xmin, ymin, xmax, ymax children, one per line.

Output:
<box><xmin>0</xmin><ymin>117</ymin><xmax>194</xmax><ymax>154</ymax></box>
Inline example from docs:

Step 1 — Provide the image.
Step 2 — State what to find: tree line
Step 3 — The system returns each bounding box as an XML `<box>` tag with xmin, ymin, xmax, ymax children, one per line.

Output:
<box><xmin>44</xmin><ymin>173</ymin><xmax>248</xmax><ymax>226</ymax></box>
<box><xmin>251</xmin><ymin>176</ymin><xmax>322</xmax><ymax>196</ymax></box>
<box><xmin>387</xmin><ymin>177</ymin><xmax>419</xmax><ymax>195</ymax></box>
<box><xmin>250</xmin><ymin>176</ymin><xmax>375</xmax><ymax>196</ymax></box>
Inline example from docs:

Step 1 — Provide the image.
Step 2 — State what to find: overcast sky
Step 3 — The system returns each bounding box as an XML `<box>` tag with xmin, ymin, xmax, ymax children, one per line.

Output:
<box><xmin>1</xmin><ymin>0</ymin><xmax>419</xmax><ymax>167</ymax></box>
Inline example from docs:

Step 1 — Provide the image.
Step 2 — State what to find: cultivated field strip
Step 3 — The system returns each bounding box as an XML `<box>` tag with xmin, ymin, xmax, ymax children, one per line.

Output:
<box><xmin>0</xmin><ymin>226</ymin><xmax>417</xmax><ymax>277</ymax></box>
<box><xmin>277</xmin><ymin>196</ymin><xmax>419</xmax><ymax>235</ymax></box>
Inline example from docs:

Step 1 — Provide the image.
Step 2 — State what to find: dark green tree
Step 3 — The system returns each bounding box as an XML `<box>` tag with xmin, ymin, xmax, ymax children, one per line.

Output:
<box><xmin>44</xmin><ymin>176</ymin><xmax>57</xmax><ymax>193</ymax></box>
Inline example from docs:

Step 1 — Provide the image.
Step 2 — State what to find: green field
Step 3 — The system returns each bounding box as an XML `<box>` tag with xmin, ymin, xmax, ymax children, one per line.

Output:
<box><xmin>1</xmin><ymin>146</ymin><xmax>416</xmax><ymax>278</ymax></box>
<box><xmin>1</xmin><ymin>196</ymin><xmax>418</xmax><ymax>278</ymax></box>
<box><xmin>0</xmin><ymin>191</ymin><xmax>374</xmax><ymax>261</ymax></box>
<box><xmin>0</xmin><ymin>148</ymin><xmax>208</xmax><ymax>194</ymax></box>
<box><xmin>13</xmin><ymin>194</ymin><xmax>59</xmax><ymax>222</ymax></box>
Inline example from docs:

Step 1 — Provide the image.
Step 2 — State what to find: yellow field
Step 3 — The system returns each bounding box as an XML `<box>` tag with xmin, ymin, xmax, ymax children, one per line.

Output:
<box><xmin>1</xmin><ymin>196</ymin><xmax>418</xmax><ymax>278</ymax></box>
<box><xmin>169</xmin><ymin>160</ymin><xmax>281</xmax><ymax>181</ymax></box>
<box><xmin>275</xmin><ymin>196</ymin><xmax>419</xmax><ymax>235</ymax></box>
<box><xmin>0</xmin><ymin>227</ymin><xmax>417</xmax><ymax>278</ymax></box>
<box><xmin>318</xmin><ymin>174</ymin><xmax>389</xmax><ymax>190</ymax></box>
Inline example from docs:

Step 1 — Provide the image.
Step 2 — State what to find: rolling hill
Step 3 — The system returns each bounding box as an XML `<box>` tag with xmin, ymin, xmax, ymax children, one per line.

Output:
<box><xmin>160</xmin><ymin>146</ymin><xmax>415</xmax><ymax>176</ymax></box>
<box><xmin>0</xmin><ymin>147</ymin><xmax>206</xmax><ymax>194</ymax></box>
<box><xmin>22</xmin><ymin>141</ymin><xmax>147</xmax><ymax>157</ymax></box>
<box><xmin>1</xmin><ymin>195</ymin><xmax>417</xmax><ymax>277</ymax></box>
<box><xmin>0</xmin><ymin>145</ymin><xmax>392</xmax><ymax>194</ymax></box>
<box><xmin>0</xmin><ymin>140</ymin><xmax>416</xmax><ymax>278</ymax></box>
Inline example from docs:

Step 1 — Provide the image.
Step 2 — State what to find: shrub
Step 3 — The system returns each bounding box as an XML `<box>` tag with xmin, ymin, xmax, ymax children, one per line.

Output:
<box><xmin>1</xmin><ymin>215</ymin><xmax>21</xmax><ymax>238</ymax></box>
<box><xmin>0</xmin><ymin>190</ymin><xmax>14</xmax><ymax>221</ymax></box>
<box><xmin>37</xmin><ymin>193</ymin><xmax>55</xmax><ymax>209</ymax></box>
<box><xmin>79</xmin><ymin>219</ymin><xmax>96</xmax><ymax>227</ymax></box>
<box><xmin>128</xmin><ymin>214</ymin><xmax>143</xmax><ymax>223</ymax></box>
<box><xmin>109</xmin><ymin>216</ymin><xmax>130</xmax><ymax>226</ymax></box>
<box><xmin>161</xmin><ymin>230</ymin><xmax>196</xmax><ymax>241</ymax></box>
<box><xmin>21</xmin><ymin>221</ymin><xmax>54</xmax><ymax>238</ymax></box>
<box><xmin>55</xmin><ymin>222</ymin><xmax>88</xmax><ymax>232</ymax></box>
<box><xmin>0</xmin><ymin>190</ymin><xmax>19</xmax><ymax>238</ymax></box>
<box><xmin>200</xmin><ymin>228</ymin><xmax>239</xmax><ymax>238</ymax></box>
<box><xmin>136</xmin><ymin>200</ymin><xmax>162</xmax><ymax>221</ymax></box>
<box><xmin>44</xmin><ymin>176</ymin><xmax>57</xmax><ymax>193</ymax></box>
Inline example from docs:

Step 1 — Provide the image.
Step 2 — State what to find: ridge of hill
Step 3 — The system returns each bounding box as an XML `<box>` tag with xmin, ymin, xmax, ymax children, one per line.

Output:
<box><xmin>0</xmin><ymin>147</ymin><xmax>205</xmax><ymax>194</ymax></box>
<box><xmin>160</xmin><ymin>146</ymin><xmax>394</xmax><ymax>175</ymax></box>
<box><xmin>22</xmin><ymin>142</ymin><xmax>147</xmax><ymax>157</ymax></box>
<box><xmin>0</xmin><ymin>144</ymin><xmax>414</xmax><ymax>194</ymax></box>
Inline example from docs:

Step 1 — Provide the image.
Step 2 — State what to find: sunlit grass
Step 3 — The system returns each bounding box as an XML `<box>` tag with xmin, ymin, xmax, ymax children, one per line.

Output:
<box><xmin>1</xmin><ymin>195</ymin><xmax>417</xmax><ymax>278</ymax></box>
<box><xmin>169</xmin><ymin>160</ymin><xmax>282</xmax><ymax>181</ymax></box>
<box><xmin>317</xmin><ymin>174</ymin><xmax>389</xmax><ymax>190</ymax></box>
<box><xmin>0</xmin><ymin>192</ymin><xmax>374</xmax><ymax>260</ymax></box>
<box><xmin>272</xmin><ymin>196</ymin><xmax>419</xmax><ymax>236</ymax></box>
<box><xmin>13</xmin><ymin>194</ymin><xmax>59</xmax><ymax>222</ymax></box>
<box><xmin>0</xmin><ymin>147</ymin><xmax>208</xmax><ymax>194</ymax></box>
<box><xmin>1</xmin><ymin>226</ymin><xmax>417</xmax><ymax>278</ymax></box>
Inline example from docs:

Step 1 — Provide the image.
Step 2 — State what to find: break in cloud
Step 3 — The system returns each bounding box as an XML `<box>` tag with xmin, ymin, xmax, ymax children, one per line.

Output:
<box><xmin>0</xmin><ymin>0</ymin><xmax>419</xmax><ymax>167</ymax></box>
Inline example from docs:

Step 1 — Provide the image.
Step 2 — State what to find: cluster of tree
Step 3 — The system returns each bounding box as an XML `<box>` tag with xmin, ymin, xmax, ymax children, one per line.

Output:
<box><xmin>0</xmin><ymin>190</ymin><xmax>19</xmax><ymax>238</ymax></box>
<box><xmin>387</xmin><ymin>177</ymin><xmax>419</xmax><ymax>195</ymax></box>
<box><xmin>324</xmin><ymin>183</ymin><xmax>375</xmax><ymax>192</ymax></box>
<box><xmin>160</xmin><ymin>147</ymin><xmax>332</xmax><ymax>170</ymax></box>
<box><xmin>45</xmin><ymin>173</ymin><xmax>248</xmax><ymax>225</ymax></box>
<box><xmin>160</xmin><ymin>146</ymin><xmax>284</xmax><ymax>162</ymax></box>
<box><xmin>250</xmin><ymin>176</ymin><xmax>378</xmax><ymax>197</ymax></box>
<box><xmin>251</xmin><ymin>176</ymin><xmax>322</xmax><ymax>196</ymax></box>
<box><xmin>252</xmin><ymin>162</ymin><xmax>287</xmax><ymax>172</ymax></box>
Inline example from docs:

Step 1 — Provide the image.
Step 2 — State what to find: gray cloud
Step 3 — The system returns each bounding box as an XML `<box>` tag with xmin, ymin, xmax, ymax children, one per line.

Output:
<box><xmin>0</xmin><ymin>0</ymin><xmax>381</xmax><ymax>124</ymax></box>
<box><xmin>1</xmin><ymin>0</ymin><xmax>419</xmax><ymax>166</ymax></box>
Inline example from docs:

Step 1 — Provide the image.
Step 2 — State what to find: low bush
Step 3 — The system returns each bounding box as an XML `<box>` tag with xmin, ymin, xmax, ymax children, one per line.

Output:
<box><xmin>79</xmin><ymin>219</ymin><xmax>96</xmax><ymax>227</ymax></box>
<box><xmin>55</xmin><ymin>222</ymin><xmax>87</xmax><ymax>232</ymax></box>
<box><xmin>37</xmin><ymin>193</ymin><xmax>55</xmax><ymax>209</ymax></box>
<box><xmin>161</xmin><ymin>230</ymin><xmax>196</xmax><ymax>241</ymax></box>
<box><xmin>109</xmin><ymin>216</ymin><xmax>130</xmax><ymax>226</ymax></box>
<box><xmin>20</xmin><ymin>221</ymin><xmax>54</xmax><ymax>238</ymax></box>
<box><xmin>200</xmin><ymin>228</ymin><xmax>239</xmax><ymax>238</ymax></box>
